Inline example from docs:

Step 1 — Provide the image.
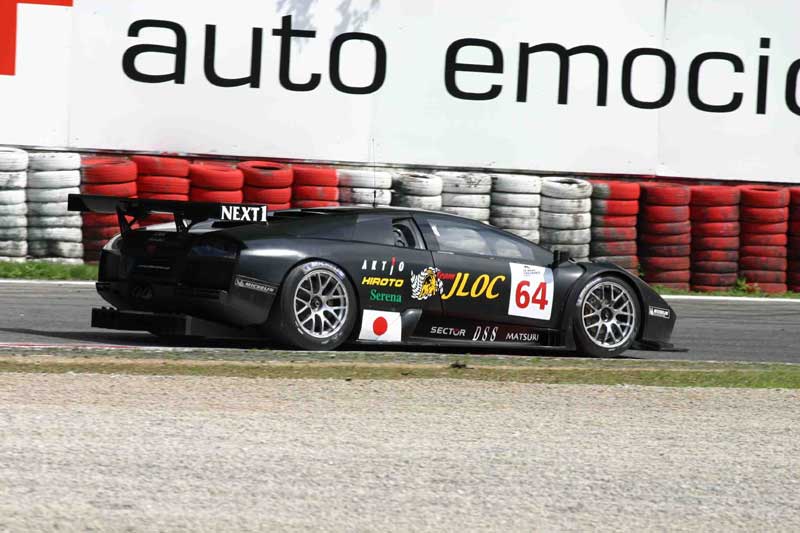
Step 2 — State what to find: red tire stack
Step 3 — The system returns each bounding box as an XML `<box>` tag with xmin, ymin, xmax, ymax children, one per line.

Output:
<box><xmin>638</xmin><ymin>182</ymin><xmax>692</xmax><ymax>290</ymax></box>
<box><xmin>239</xmin><ymin>161</ymin><xmax>294</xmax><ymax>211</ymax></box>
<box><xmin>189</xmin><ymin>161</ymin><xmax>244</xmax><ymax>204</ymax></box>
<box><xmin>738</xmin><ymin>185</ymin><xmax>790</xmax><ymax>294</ymax></box>
<box><xmin>789</xmin><ymin>188</ymin><xmax>800</xmax><ymax>293</ymax></box>
<box><xmin>292</xmin><ymin>165</ymin><xmax>339</xmax><ymax>208</ymax></box>
<box><xmin>689</xmin><ymin>186</ymin><xmax>741</xmax><ymax>292</ymax></box>
<box><xmin>589</xmin><ymin>180</ymin><xmax>640</xmax><ymax>274</ymax></box>
<box><xmin>80</xmin><ymin>156</ymin><xmax>138</xmax><ymax>262</ymax></box>
<box><xmin>132</xmin><ymin>155</ymin><xmax>190</xmax><ymax>226</ymax></box>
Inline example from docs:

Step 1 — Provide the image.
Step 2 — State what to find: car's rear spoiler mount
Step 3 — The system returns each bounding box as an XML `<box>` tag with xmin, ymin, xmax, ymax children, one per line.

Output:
<box><xmin>68</xmin><ymin>194</ymin><xmax>269</xmax><ymax>234</ymax></box>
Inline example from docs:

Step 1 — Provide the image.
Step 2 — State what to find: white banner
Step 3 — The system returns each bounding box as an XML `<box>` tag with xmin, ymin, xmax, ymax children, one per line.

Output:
<box><xmin>0</xmin><ymin>0</ymin><xmax>798</xmax><ymax>182</ymax></box>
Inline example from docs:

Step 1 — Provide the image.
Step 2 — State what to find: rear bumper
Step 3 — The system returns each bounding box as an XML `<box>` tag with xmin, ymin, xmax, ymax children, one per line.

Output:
<box><xmin>96</xmin><ymin>278</ymin><xmax>276</xmax><ymax>328</ymax></box>
<box><xmin>92</xmin><ymin>307</ymin><xmax>260</xmax><ymax>339</ymax></box>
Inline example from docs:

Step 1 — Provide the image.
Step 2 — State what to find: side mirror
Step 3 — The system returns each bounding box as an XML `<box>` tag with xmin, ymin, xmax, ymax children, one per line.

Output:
<box><xmin>551</xmin><ymin>249</ymin><xmax>570</xmax><ymax>268</ymax></box>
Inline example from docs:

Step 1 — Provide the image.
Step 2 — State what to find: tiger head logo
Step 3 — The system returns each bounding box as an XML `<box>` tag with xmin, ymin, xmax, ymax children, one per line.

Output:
<box><xmin>410</xmin><ymin>267</ymin><xmax>443</xmax><ymax>301</ymax></box>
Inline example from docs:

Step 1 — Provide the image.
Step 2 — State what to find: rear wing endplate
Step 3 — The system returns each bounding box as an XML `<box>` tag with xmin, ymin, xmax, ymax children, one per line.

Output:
<box><xmin>68</xmin><ymin>194</ymin><xmax>269</xmax><ymax>233</ymax></box>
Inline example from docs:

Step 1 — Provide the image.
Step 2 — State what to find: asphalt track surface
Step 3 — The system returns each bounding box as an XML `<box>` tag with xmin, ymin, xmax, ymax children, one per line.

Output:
<box><xmin>0</xmin><ymin>281</ymin><xmax>798</xmax><ymax>363</ymax></box>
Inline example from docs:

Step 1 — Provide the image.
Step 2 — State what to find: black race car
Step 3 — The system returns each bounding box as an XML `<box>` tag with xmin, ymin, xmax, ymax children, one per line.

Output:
<box><xmin>69</xmin><ymin>195</ymin><xmax>676</xmax><ymax>357</ymax></box>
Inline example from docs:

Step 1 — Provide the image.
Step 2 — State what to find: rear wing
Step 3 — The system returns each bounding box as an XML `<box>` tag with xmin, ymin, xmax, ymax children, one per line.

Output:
<box><xmin>68</xmin><ymin>194</ymin><xmax>269</xmax><ymax>233</ymax></box>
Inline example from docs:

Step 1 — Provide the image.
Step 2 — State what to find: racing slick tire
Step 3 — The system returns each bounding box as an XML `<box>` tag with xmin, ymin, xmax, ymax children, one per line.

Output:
<box><xmin>0</xmin><ymin>240</ymin><xmax>26</xmax><ymax>257</ymax></box>
<box><xmin>27</xmin><ymin>170</ymin><xmax>80</xmax><ymax>189</ymax></box>
<box><xmin>441</xmin><ymin>206</ymin><xmax>490</xmax><ymax>221</ymax></box>
<box><xmin>0</xmin><ymin>147</ymin><xmax>28</xmax><ymax>171</ymax></box>
<box><xmin>0</xmin><ymin>190</ymin><xmax>26</xmax><ymax>205</ymax></box>
<box><xmin>574</xmin><ymin>276</ymin><xmax>640</xmax><ymax>358</ymax></box>
<box><xmin>541</xmin><ymin>177</ymin><xmax>592</xmax><ymax>199</ymax></box>
<box><xmin>591</xmin><ymin>255</ymin><xmax>640</xmax><ymax>269</ymax></box>
<box><xmin>0</xmin><ymin>203</ymin><xmax>27</xmax><ymax>216</ymax></box>
<box><xmin>269</xmin><ymin>260</ymin><xmax>357</xmax><ymax>350</ymax></box>
<box><xmin>590</xmin><ymin>199</ymin><xmax>640</xmax><ymax>216</ymax></box>
<box><xmin>690</xmin><ymin>185</ymin><xmax>740</xmax><ymax>206</ymax></box>
<box><xmin>393</xmin><ymin>194</ymin><xmax>442</xmax><ymax>210</ymax></box>
<box><xmin>337</xmin><ymin>169</ymin><xmax>393</xmax><ymax>189</ymax></box>
<box><xmin>489</xmin><ymin>217</ymin><xmax>539</xmax><ymax>230</ymax></box>
<box><xmin>640</xmin><ymin>183</ymin><xmax>691</xmax><ymax>205</ymax></box>
<box><xmin>540</xmin><ymin>197</ymin><xmax>591</xmax><ymax>214</ymax></box>
<box><xmin>27</xmin><ymin>202</ymin><xmax>68</xmax><ymax>216</ymax></box>
<box><xmin>0</xmin><ymin>171</ymin><xmax>26</xmax><ymax>189</ymax></box>
<box><xmin>131</xmin><ymin>156</ymin><xmax>190</xmax><ymax>177</ymax></box>
<box><xmin>590</xmin><ymin>241</ymin><xmax>637</xmax><ymax>256</ymax></box>
<box><xmin>437</xmin><ymin>172</ymin><xmax>492</xmax><ymax>194</ymax></box>
<box><xmin>591</xmin><ymin>226</ymin><xmax>637</xmax><ymax>241</ymax></box>
<box><xmin>28</xmin><ymin>215</ymin><xmax>82</xmax><ymax>228</ymax></box>
<box><xmin>590</xmin><ymin>181</ymin><xmax>640</xmax><ymax>200</ymax></box>
<box><xmin>137</xmin><ymin>176</ymin><xmax>191</xmax><ymax>195</ymax></box>
<box><xmin>490</xmin><ymin>205</ymin><xmax>540</xmax><ymax>218</ymax></box>
<box><xmin>28</xmin><ymin>152</ymin><xmax>81</xmax><ymax>171</ymax></box>
<box><xmin>540</xmin><ymin>212</ymin><xmax>591</xmax><ymax>229</ymax></box>
<box><xmin>441</xmin><ymin>193</ymin><xmax>491</xmax><ymax>208</ymax></box>
<box><xmin>397</xmin><ymin>174</ymin><xmax>443</xmax><ymax>196</ymax></box>
<box><xmin>492</xmin><ymin>174</ymin><xmax>542</xmax><ymax>194</ymax></box>
<box><xmin>539</xmin><ymin>228</ymin><xmax>591</xmax><ymax>244</ymax></box>
<box><xmin>239</xmin><ymin>161</ymin><xmax>294</xmax><ymax>188</ymax></box>
<box><xmin>491</xmin><ymin>192</ymin><xmax>541</xmax><ymax>207</ymax></box>
<box><xmin>339</xmin><ymin>188</ymin><xmax>392</xmax><ymax>205</ymax></box>
<box><xmin>505</xmin><ymin>229</ymin><xmax>540</xmax><ymax>242</ymax></box>
<box><xmin>592</xmin><ymin>214</ymin><xmax>637</xmax><ymax>227</ymax></box>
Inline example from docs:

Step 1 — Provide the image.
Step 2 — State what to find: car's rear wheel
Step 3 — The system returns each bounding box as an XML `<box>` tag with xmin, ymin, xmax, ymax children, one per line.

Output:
<box><xmin>574</xmin><ymin>276</ymin><xmax>640</xmax><ymax>357</ymax></box>
<box><xmin>270</xmin><ymin>260</ymin><xmax>357</xmax><ymax>350</ymax></box>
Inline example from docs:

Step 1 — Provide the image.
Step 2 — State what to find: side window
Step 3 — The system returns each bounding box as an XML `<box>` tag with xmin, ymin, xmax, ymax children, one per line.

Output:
<box><xmin>428</xmin><ymin>218</ymin><xmax>492</xmax><ymax>256</ymax></box>
<box><xmin>429</xmin><ymin>217</ymin><xmax>533</xmax><ymax>259</ymax></box>
<box><xmin>392</xmin><ymin>218</ymin><xmax>425</xmax><ymax>250</ymax></box>
<box><xmin>354</xmin><ymin>215</ymin><xmax>426</xmax><ymax>250</ymax></box>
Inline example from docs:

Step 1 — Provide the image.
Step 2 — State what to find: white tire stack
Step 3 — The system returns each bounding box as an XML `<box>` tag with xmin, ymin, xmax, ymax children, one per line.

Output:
<box><xmin>489</xmin><ymin>174</ymin><xmax>541</xmax><ymax>242</ymax></box>
<box><xmin>540</xmin><ymin>177</ymin><xmax>593</xmax><ymax>261</ymax></box>
<box><xmin>337</xmin><ymin>168</ymin><xmax>393</xmax><ymax>207</ymax></box>
<box><xmin>392</xmin><ymin>173</ymin><xmax>443</xmax><ymax>210</ymax></box>
<box><xmin>437</xmin><ymin>172</ymin><xmax>491</xmax><ymax>222</ymax></box>
<box><xmin>0</xmin><ymin>147</ymin><xmax>29</xmax><ymax>262</ymax></box>
<box><xmin>27</xmin><ymin>152</ymin><xmax>83</xmax><ymax>263</ymax></box>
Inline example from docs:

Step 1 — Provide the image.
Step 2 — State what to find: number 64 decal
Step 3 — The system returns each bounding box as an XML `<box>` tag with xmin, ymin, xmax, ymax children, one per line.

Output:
<box><xmin>507</xmin><ymin>264</ymin><xmax>554</xmax><ymax>320</ymax></box>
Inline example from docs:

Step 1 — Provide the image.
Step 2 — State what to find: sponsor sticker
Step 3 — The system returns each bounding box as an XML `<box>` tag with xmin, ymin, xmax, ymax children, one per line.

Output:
<box><xmin>369</xmin><ymin>289</ymin><xmax>402</xmax><ymax>303</ymax></box>
<box><xmin>359</xmin><ymin>310</ymin><xmax>402</xmax><ymax>342</ymax></box>
<box><xmin>441</xmin><ymin>272</ymin><xmax>505</xmax><ymax>300</ymax></box>
<box><xmin>234</xmin><ymin>275</ymin><xmax>277</xmax><ymax>295</ymax></box>
<box><xmin>649</xmin><ymin>306</ymin><xmax>671</xmax><ymax>319</ymax></box>
<box><xmin>220</xmin><ymin>204</ymin><xmax>268</xmax><ymax>223</ymax></box>
<box><xmin>507</xmin><ymin>263</ymin><xmax>554</xmax><ymax>321</ymax></box>
<box><xmin>410</xmin><ymin>267</ymin><xmax>443</xmax><ymax>301</ymax></box>
<box><xmin>361</xmin><ymin>276</ymin><xmax>404</xmax><ymax>288</ymax></box>
<box><xmin>429</xmin><ymin>326</ymin><xmax>467</xmax><ymax>338</ymax></box>
<box><xmin>361</xmin><ymin>257</ymin><xmax>405</xmax><ymax>275</ymax></box>
<box><xmin>473</xmin><ymin>326</ymin><xmax>498</xmax><ymax>342</ymax></box>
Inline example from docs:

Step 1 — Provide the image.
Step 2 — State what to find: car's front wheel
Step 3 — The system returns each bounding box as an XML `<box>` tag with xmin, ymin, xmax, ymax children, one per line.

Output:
<box><xmin>573</xmin><ymin>276</ymin><xmax>640</xmax><ymax>357</ymax></box>
<box><xmin>270</xmin><ymin>260</ymin><xmax>357</xmax><ymax>350</ymax></box>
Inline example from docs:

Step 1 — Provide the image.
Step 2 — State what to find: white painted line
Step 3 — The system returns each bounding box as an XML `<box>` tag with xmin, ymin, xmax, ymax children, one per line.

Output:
<box><xmin>0</xmin><ymin>279</ymin><xmax>95</xmax><ymax>286</ymax></box>
<box><xmin>663</xmin><ymin>295</ymin><xmax>800</xmax><ymax>303</ymax></box>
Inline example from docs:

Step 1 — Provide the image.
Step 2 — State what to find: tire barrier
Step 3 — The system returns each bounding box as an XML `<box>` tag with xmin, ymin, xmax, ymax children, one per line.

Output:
<box><xmin>489</xmin><ymin>174</ymin><xmax>541</xmax><ymax>243</ymax></box>
<box><xmin>0</xmin><ymin>147</ymin><xmax>28</xmax><ymax>260</ymax></box>
<box><xmin>134</xmin><ymin>156</ymin><xmax>188</xmax><ymax>228</ymax></box>
<box><xmin>28</xmin><ymin>152</ymin><xmax>82</xmax><ymax>262</ymax></box>
<box><xmin>338</xmin><ymin>169</ymin><xmax>393</xmax><ymax>207</ymax></box>
<box><xmin>80</xmin><ymin>156</ymin><xmax>139</xmax><ymax>262</ymax></box>
<box><xmin>438</xmin><ymin>172</ymin><xmax>491</xmax><ymax>222</ymax></box>
<box><xmin>639</xmin><ymin>182</ymin><xmax>691</xmax><ymax>290</ymax></box>
<box><xmin>292</xmin><ymin>165</ymin><xmax>339</xmax><ymax>208</ymax></box>
<box><xmin>189</xmin><ymin>162</ymin><xmax>244</xmax><ymax>204</ymax></box>
<box><xmin>393</xmin><ymin>173</ymin><xmax>443</xmax><ymax>210</ymax></box>
<box><xmin>689</xmin><ymin>185</ymin><xmax>741</xmax><ymax>292</ymax></box>
<box><xmin>738</xmin><ymin>185</ymin><xmax>790</xmax><ymax>294</ymax></box>
<box><xmin>590</xmin><ymin>180</ymin><xmax>640</xmax><ymax>273</ymax></box>
<box><xmin>539</xmin><ymin>177</ymin><xmax>592</xmax><ymax>260</ymax></box>
<box><xmin>239</xmin><ymin>161</ymin><xmax>294</xmax><ymax>211</ymax></box>
<box><xmin>789</xmin><ymin>188</ymin><xmax>800</xmax><ymax>293</ymax></box>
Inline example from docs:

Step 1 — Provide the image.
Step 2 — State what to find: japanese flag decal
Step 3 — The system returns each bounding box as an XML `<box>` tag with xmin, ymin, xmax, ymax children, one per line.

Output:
<box><xmin>507</xmin><ymin>263</ymin><xmax>554</xmax><ymax>321</ymax></box>
<box><xmin>359</xmin><ymin>310</ymin><xmax>402</xmax><ymax>342</ymax></box>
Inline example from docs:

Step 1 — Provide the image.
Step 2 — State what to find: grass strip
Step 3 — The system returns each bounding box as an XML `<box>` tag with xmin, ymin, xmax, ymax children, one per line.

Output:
<box><xmin>2</xmin><ymin>356</ymin><xmax>798</xmax><ymax>389</ymax></box>
<box><xmin>0</xmin><ymin>261</ymin><xmax>98</xmax><ymax>280</ymax></box>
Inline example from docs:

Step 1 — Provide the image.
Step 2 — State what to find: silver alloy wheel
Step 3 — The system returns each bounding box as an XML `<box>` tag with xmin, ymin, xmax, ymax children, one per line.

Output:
<box><xmin>581</xmin><ymin>280</ymin><xmax>637</xmax><ymax>349</ymax></box>
<box><xmin>293</xmin><ymin>269</ymin><xmax>349</xmax><ymax>339</ymax></box>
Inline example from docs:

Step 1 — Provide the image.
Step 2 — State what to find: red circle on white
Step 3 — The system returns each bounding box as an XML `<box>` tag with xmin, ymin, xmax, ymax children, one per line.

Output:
<box><xmin>372</xmin><ymin>316</ymin><xmax>388</xmax><ymax>336</ymax></box>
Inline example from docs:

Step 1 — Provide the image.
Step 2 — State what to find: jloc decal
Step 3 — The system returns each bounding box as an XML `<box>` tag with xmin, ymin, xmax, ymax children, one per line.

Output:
<box><xmin>508</xmin><ymin>263</ymin><xmax>554</xmax><ymax>320</ymax></box>
<box><xmin>441</xmin><ymin>273</ymin><xmax>505</xmax><ymax>300</ymax></box>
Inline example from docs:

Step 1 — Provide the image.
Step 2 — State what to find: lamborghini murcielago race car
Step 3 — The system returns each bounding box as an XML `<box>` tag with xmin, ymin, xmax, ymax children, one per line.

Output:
<box><xmin>69</xmin><ymin>194</ymin><xmax>676</xmax><ymax>357</ymax></box>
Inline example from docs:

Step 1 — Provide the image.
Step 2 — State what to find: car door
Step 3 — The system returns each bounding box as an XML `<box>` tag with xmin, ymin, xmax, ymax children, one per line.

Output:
<box><xmin>414</xmin><ymin>214</ymin><xmax>561</xmax><ymax>333</ymax></box>
<box><xmin>343</xmin><ymin>213</ymin><xmax>443</xmax><ymax>342</ymax></box>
